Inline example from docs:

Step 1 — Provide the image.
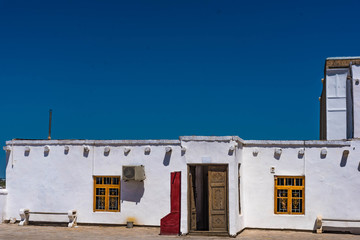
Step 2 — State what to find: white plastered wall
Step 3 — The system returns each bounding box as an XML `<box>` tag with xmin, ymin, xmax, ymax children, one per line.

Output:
<box><xmin>237</xmin><ymin>143</ymin><xmax>245</xmax><ymax>233</ymax></box>
<box><xmin>4</xmin><ymin>138</ymin><xmax>360</xmax><ymax>234</ymax></box>
<box><xmin>0</xmin><ymin>189</ymin><xmax>8</xmax><ymax>222</ymax></box>
<box><xmin>242</xmin><ymin>144</ymin><xmax>308</xmax><ymax>229</ymax></box>
<box><xmin>305</xmin><ymin>142</ymin><xmax>360</xmax><ymax>221</ymax></box>
<box><xmin>179</xmin><ymin>138</ymin><xmax>243</xmax><ymax>236</ymax></box>
<box><xmin>242</xmin><ymin>141</ymin><xmax>359</xmax><ymax>230</ymax></box>
<box><xmin>90</xmin><ymin>144</ymin><xmax>186</xmax><ymax>225</ymax></box>
<box><xmin>5</xmin><ymin>142</ymin><xmax>186</xmax><ymax>226</ymax></box>
<box><xmin>4</xmin><ymin>138</ymin><xmax>244</xmax><ymax>236</ymax></box>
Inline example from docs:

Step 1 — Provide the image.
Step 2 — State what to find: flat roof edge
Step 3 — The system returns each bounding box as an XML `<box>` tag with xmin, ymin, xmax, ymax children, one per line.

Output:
<box><xmin>5</xmin><ymin>139</ymin><xmax>181</xmax><ymax>146</ymax></box>
<box><xmin>304</xmin><ymin>140</ymin><xmax>351</xmax><ymax>146</ymax></box>
<box><xmin>244</xmin><ymin>140</ymin><xmax>351</xmax><ymax>147</ymax></box>
<box><xmin>326</xmin><ymin>56</ymin><xmax>360</xmax><ymax>60</ymax></box>
<box><xmin>6</xmin><ymin>136</ymin><xmax>246</xmax><ymax>145</ymax></box>
<box><xmin>179</xmin><ymin>136</ymin><xmax>245</xmax><ymax>143</ymax></box>
<box><xmin>5</xmin><ymin>138</ymin><xmax>351</xmax><ymax>147</ymax></box>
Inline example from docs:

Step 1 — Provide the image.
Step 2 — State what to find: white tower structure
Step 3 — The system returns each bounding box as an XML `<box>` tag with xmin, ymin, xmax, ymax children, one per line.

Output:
<box><xmin>320</xmin><ymin>57</ymin><xmax>360</xmax><ymax>140</ymax></box>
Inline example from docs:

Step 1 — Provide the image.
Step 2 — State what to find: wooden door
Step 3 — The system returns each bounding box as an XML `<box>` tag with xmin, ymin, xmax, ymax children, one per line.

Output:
<box><xmin>189</xmin><ymin>168</ymin><xmax>197</xmax><ymax>231</ymax></box>
<box><xmin>208</xmin><ymin>165</ymin><xmax>227</xmax><ymax>232</ymax></box>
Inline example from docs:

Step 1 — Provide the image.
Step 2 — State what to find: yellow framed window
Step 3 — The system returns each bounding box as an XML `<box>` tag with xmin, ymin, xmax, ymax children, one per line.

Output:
<box><xmin>93</xmin><ymin>176</ymin><xmax>120</xmax><ymax>212</ymax></box>
<box><xmin>274</xmin><ymin>176</ymin><xmax>304</xmax><ymax>214</ymax></box>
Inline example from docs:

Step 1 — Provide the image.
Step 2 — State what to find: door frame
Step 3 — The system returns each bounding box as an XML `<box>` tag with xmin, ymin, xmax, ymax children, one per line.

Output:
<box><xmin>187</xmin><ymin>164</ymin><xmax>229</xmax><ymax>234</ymax></box>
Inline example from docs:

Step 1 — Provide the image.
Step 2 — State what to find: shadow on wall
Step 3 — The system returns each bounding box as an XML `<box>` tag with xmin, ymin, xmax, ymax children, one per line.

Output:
<box><xmin>340</xmin><ymin>150</ymin><xmax>349</xmax><ymax>167</ymax></box>
<box><xmin>274</xmin><ymin>152</ymin><xmax>281</xmax><ymax>160</ymax></box>
<box><xmin>163</xmin><ymin>151</ymin><xmax>172</xmax><ymax>166</ymax></box>
<box><xmin>121</xmin><ymin>180</ymin><xmax>144</xmax><ymax>204</ymax></box>
<box><xmin>6</xmin><ymin>152</ymin><xmax>10</xmax><ymax>168</ymax></box>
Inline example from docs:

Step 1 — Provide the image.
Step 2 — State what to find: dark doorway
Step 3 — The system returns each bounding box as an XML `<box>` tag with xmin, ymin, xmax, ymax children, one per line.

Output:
<box><xmin>189</xmin><ymin>165</ymin><xmax>228</xmax><ymax>233</ymax></box>
<box><xmin>189</xmin><ymin>165</ymin><xmax>209</xmax><ymax>230</ymax></box>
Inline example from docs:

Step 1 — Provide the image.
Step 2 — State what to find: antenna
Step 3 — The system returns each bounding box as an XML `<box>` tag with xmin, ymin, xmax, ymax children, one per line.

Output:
<box><xmin>48</xmin><ymin>109</ymin><xmax>52</xmax><ymax>140</ymax></box>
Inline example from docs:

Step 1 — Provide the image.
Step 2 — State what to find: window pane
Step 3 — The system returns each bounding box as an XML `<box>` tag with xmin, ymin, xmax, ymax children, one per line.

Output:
<box><xmin>292</xmin><ymin>199</ymin><xmax>303</xmax><ymax>213</ymax></box>
<box><xmin>277</xmin><ymin>189</ymin><xmax>288</xmax><ymax>212</ymax></box>
<box><xmin>277</xmin><ymin>178</ymin><xmax>284</xmax><ymax>186</ymax></box>
<box><xmin>109</xmin><ymin>197</ymin><xmax>119</xmax><ymax>210</ymax></box>
<box><xmin>295</xmin><ymin>178</ymin><xmax>303</xmax><ymax>186</ymax></box>
<box><xmin>112</xmin><ymin>177</ymin><xmax>119</xmax><ymax>185</ymax></box>
<box><xmin>277</xmin><ymin>198</ymin><xmax>288</xmax><ymax>212</ymax></box>
<box><xmin>96</xmin><ymin>196</ymin><xmax>105</xmax><ymax>210</ymax></box>
<box><xmin>286</xmin><ymin>178</ymin><xmax>294</xmax><ymax>186</ymax></box>
<box><xmin>292</xmin><ymin>190</ymin><xmax>302</xmax><ymax>198</ymax></box>
<box><xmin>104</xmin><ymin>177</ymin><xmax>111</xmax><ymax>185</ymax></box>
<box><xmin>109</xmin><ymin>188</ymin><xmax>119</xmax><ymax>196</ymax></box>
<box><xmin>96</xmin><ymin>177</ymin><xmax>102</xmax><ymax>184</ymax></box>
<box><xmin>277</xmin><ymin>189</ymin><xmax>287</xmax><ymax>197</ymax></box>
<box><xmin>96</xmin><ymin>188</ymin><xmax>106</xmax><ymax>195</ymax></box>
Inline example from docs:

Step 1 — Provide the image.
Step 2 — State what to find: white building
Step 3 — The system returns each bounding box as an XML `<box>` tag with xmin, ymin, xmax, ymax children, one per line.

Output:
<box><xmin>320</xmin><ymin>56</ymin><xmax>360</xmax><ymax>140</ymax></box>
<box><xmin>1</xmin><ymin>57</ymin><xmax>360</xmax><ymax>236</ymax></box>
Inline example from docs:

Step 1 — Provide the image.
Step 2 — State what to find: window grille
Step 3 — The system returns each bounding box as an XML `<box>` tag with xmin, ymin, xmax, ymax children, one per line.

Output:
<box><xmin>93</xmin><ymin>176</ymin><xmax>120</xmax><ymax>212</ymax></box>
<box><xmin>274</xmin><ymin>176</ymin><xmax>304</xmax><ymax>214</ymax></box>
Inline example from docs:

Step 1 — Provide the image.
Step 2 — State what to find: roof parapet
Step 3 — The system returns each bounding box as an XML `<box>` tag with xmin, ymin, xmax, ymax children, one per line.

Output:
<box><xmin>244</xmin><ymin>140</ymin><xmax>351</xmax><ymax>147</ymax></box>
<box><xmin>179</xmin><ymin>136</ymin><xmax>244</xmax><ymax>143</ymax></box>
<box><xmin>5</xmin><ymin>137</ymin><xmax>351</xmax><ymax>148</ymax></box>
<box><xmin>326</xmin><ymin>56</ymin><xmax>360</xmax><ymax>69</ymax></box>
<box><xmin>5</xmin><ymin>139</ymin><xmax>181</xmax><ymax>146</ymax></box>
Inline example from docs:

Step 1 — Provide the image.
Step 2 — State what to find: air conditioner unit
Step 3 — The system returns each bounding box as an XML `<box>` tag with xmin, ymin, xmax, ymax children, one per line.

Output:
<box><xmin>122</xmin><ymin>165</ymin><xmax>146</xmax><ymax>181</ymax></box>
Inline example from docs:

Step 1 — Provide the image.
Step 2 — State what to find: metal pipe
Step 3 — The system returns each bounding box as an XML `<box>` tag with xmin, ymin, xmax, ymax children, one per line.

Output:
<box><xmin>48</xmin><ymin>109</ymin><xmax>52</xmax><ymax>140</ymax></box>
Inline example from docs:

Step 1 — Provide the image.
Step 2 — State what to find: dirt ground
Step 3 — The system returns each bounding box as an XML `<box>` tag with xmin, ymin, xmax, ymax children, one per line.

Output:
<box><xmin>0</xmin><ymin>224</ymin><xmax>359</xmax><ymax>240</ymax></box>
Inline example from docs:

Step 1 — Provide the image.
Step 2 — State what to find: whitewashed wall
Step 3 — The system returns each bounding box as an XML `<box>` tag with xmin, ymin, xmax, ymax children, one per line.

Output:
<box><xmin>4</xmin><ymin>137</ymin><xmax>243</xmax><ymax>236</ymax></box>
<box><xmin>242</xmin><ymin>142</ymin><xmax>307</xmax><ymax>229</ymax></box>
<box><xmin>4</xmin><ymin>141</ymin><xmax>184</xmax><ymax>227</ymax></box>
<box><xmin>242</xmin><ymin>140</ymin><xmax>358</xmax><ymax>231</ymax></box>
<box><xmin>4</xmin><ymin>137</ymin><xmax>360</xmax><ymax>234</ymax></box>
<box><xmin>179</xmin><ymin>137</ymin><xmax>241</xmax><ymax>236</ymax></box>
<box><xmin>305</xmin><ymin>142</ymin><xmax>360</xmax><ymax>221</ymax></box>
<box><xmin>236</xmin><ymin>143</ymin><xmax>245</xmax><ymax>234</ymax></box>
<box><xmin>0</xmin><ymin>189</ymin><xmax>7</xmax><ymax>222</ymax></box>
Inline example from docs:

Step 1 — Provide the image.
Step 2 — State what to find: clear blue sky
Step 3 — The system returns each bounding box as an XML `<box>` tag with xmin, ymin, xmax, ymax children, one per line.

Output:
<box><xmin>0</xmin><ymin>0</ymin><xmax>359</xmax><ymax>177</ymax></box>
